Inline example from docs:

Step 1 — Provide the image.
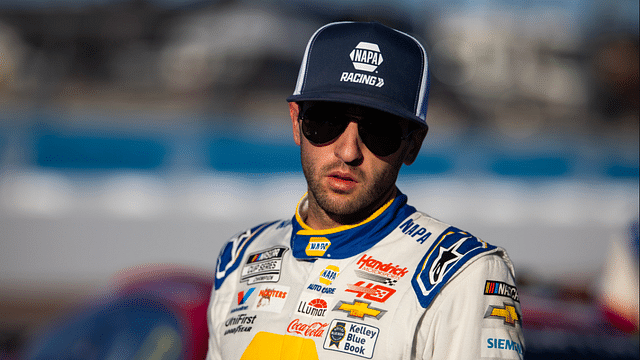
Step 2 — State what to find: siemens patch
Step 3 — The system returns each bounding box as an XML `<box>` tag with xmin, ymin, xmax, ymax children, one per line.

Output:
<box><xmin>481</xmin><ymin>328</ymin><xmax>524</xmax><ymax>359</ymax></box>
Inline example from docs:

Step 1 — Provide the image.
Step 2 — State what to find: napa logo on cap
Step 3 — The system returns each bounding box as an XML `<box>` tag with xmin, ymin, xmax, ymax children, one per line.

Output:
<box><xmin>306</xmin><ymin>237</ymin><xmax>331</xmax><ymax>257</ymax></box>
<box><xmin>341</xmin><ymin>41</ymin><xmax>385</xmax><ymax>87</ymax></box>
<box><xmin>350</xmin><ymin>42</ymin><xmax>383</xmax><ymax>72</ymax></box>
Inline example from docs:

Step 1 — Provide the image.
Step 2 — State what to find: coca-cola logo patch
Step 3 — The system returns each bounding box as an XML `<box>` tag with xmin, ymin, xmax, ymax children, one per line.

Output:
<box><xmin>287</xmin><ymin>319</ymin><xmax>329</xmax><ymax>338</ymax></box>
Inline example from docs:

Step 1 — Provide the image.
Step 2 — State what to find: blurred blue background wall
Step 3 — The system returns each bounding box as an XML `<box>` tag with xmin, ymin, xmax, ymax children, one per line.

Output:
<box><xmin>0</xmin><ymin>0</ymin><xmax>637</xmax><ymax>357</ymax></box>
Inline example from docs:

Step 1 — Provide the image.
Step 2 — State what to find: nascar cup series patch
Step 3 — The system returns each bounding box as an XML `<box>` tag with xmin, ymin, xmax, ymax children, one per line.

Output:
<box><xmin>240</xmin><ymin>246</ymin><xmax>288</xmax><ymax>285</ymax></box>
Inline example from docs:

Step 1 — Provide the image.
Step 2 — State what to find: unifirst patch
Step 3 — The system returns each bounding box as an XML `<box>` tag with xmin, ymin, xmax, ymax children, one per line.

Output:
<box><xmin>323</xmin><ymin>319</ymin><xmax>380</xmax><ymax>359</ymax></box>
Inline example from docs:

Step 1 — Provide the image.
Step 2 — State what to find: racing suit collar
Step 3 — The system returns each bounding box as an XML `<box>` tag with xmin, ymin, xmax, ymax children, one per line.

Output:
<box><xmin>291</xmin><ymin>190</ymin><xmax>417</xmax><ymax>260</ymax></box>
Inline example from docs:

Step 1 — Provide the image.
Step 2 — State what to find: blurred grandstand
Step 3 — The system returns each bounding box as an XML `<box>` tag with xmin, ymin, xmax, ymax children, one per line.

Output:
<box><xmin>0</xmin><ymin>0</ymin><xmax>638</xmax><ymax>358</ymax></box>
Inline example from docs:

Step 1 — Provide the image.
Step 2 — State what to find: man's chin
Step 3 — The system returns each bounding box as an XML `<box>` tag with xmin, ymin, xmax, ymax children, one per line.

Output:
<box><xmin>320</xmin><ymin>193</ymin><xmax>372</xmax><ymax>219</ymax></box>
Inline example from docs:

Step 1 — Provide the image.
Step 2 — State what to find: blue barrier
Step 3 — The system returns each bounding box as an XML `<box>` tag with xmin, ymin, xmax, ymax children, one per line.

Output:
<box><xmin>34</xmin><ymin>131</ymin><xmax>167</xmax><ymax>170</ymax></box>
<box><xmin>4</xmin><ymin>114</ymin><xmax>635</xmax><ymax>182</ymax></box>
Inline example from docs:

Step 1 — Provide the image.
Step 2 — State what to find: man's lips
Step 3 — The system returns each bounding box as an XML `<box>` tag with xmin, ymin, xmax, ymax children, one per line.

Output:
<box><xmin>327</xmin><ymin>171</ymin><xmax>358</xmax><ymax>192</ymax></box>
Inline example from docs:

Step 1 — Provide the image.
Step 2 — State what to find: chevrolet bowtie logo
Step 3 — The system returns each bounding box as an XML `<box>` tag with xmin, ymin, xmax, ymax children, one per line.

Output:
<box><xmin>333</xmin><ymin>300</ymin><xmax>386</xmax><ymax>320</ymax></box>
<box><xmin>484</xmin><ymin>303</ymin><xmax>521</xmax><ymax>326</ymax></box>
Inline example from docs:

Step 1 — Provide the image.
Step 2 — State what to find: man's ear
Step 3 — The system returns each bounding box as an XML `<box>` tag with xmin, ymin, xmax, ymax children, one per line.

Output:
<box><xmin>403</xmin><ymin>127</ymin><xmax>428</xmax><ymax>166</ymax></box>
<box><xmin>289</xmin><ymin>102</ymin><xmax>301</xmax><ymax>146</ymax></box>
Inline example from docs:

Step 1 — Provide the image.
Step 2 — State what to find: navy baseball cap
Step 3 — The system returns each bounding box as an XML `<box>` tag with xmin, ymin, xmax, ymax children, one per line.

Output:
<box><xmin>287</xmin><ymin>21</ymin><xmax>430</xmax><ymax>128</ymax></box>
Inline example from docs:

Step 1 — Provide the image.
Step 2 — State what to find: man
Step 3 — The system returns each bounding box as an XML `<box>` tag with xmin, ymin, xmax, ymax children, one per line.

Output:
<box><xmin>208</xmin><ymin>21</ymin><xmax>524</xmax><ymax>360</ymax></box>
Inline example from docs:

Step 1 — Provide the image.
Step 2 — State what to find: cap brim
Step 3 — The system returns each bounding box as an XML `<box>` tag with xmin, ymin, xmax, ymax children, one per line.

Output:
<box><xmin>287</xmin><ymin>92</ymin><xmax>428</xmax><ymax>129</ymax></box>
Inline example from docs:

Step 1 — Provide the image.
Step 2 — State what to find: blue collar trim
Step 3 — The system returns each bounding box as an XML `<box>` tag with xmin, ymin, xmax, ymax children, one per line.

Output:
<box><xmin>290</xmin><ymin>192</ymin><xmax>417</xmax><ymax>260</ymax></box>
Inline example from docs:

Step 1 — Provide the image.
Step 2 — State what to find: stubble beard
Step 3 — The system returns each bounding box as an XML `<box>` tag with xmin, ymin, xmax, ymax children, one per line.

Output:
<box><xmin>301</xmin><ymin>152</ymin><xmax>401</xmax><ymax>225</ymax></box>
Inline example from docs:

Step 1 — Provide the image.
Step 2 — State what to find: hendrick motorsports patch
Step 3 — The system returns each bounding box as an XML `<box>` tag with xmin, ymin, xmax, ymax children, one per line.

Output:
<box><xmin>240</xmin><ymin>246</ymin><xmax>288</xmax><ymax>284</ymax></box>
<box><xmin>323</xmin><ymin>319</ymin><xmax>380</xmax><ymax>359</ymax></box>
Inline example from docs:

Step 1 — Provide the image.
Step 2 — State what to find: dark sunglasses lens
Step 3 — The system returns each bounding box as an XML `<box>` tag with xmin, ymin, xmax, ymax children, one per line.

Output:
<box><xmin>301</xmin><ymin>108</ymin><xmax>348</xmax><ymax>145</ymax></box>
<box><xmin>359</xmin><ymin>119</ymin><xmax>403</xmax><ymax>157</ymax></box>
<box><xmin>301</xmin><ymin>104</ymin><xmax>407</xmax><ymax>157</ymax></box>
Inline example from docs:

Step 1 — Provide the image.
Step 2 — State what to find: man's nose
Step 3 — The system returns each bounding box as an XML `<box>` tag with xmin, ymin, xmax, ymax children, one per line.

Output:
<box><xmin>334</xmin><ymin>122</ymin><xmax>364</xmax><ymax>166</ymax></box>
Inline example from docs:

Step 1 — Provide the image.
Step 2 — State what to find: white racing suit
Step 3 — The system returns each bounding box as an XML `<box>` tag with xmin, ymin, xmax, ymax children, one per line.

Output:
<box><xmin>207</xmin><ymin>191</ymin><xmax>525</xmax><ymax>359</ymax></box>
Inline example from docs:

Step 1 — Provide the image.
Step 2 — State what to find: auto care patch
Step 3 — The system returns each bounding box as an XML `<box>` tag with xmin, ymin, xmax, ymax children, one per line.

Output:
<box><xmin>323</xmin><ymin>319</ymin><xmax>380</xmax><ymax>359</ymax></box>
<box><xmin>240</xmin><ymin>246</ymin><xmax>288</xmax><ymax>285</ymax></box>
<box><xmin>307</xmin><ymin>264</ymin><xmax>340</xmax><ymax>294</ymax></box>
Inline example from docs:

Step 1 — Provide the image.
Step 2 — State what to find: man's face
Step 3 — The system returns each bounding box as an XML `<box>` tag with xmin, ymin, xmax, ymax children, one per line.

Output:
<box><xmin>290</xmin><ymin>101</ymin><xmax>426</xmax><ymax>226</ymax></box>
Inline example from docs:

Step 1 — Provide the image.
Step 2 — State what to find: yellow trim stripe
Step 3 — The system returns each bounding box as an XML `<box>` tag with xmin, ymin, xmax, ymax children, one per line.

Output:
<box><xmin>295</xmin><ymin>193</ymin><xmax>396</xmax><ymax>235</ymax></box>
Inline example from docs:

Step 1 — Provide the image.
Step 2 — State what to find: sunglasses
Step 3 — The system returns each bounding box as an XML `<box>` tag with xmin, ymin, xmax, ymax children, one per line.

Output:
<box><xmin>299</xmin><ymin>103</ymin><xmax>415</xmax><ymax>157</ymax></box>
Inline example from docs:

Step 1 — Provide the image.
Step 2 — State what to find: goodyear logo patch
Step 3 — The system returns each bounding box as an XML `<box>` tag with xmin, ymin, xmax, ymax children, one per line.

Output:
<box><xmin>323</xmin><ymin>319</ymin><xmax>380</xmax><ymax>358</ymax></box>
<box><xmin>306</xmin><ymin>237</ymin><xmax>331</xmax><ymax>257</ymax></box>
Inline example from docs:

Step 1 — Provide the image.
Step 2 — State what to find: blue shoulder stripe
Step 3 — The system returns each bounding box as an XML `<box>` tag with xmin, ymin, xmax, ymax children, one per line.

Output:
<box><xmin>411</xmin><ymin>226</ymin><xmax>496</xmax><ymax>308</ymax></box>
<box><xmin>214</xmin><ymin>220</ymin><xmax>280</xmax><ymax>290</ymax></box>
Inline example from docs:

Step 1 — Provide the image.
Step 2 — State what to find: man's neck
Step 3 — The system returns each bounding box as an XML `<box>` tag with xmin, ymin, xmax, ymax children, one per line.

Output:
<box><xmin>300</xmin><ymin>188</ymin><xmax>398</xmax><ymax>230</ymax></box>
